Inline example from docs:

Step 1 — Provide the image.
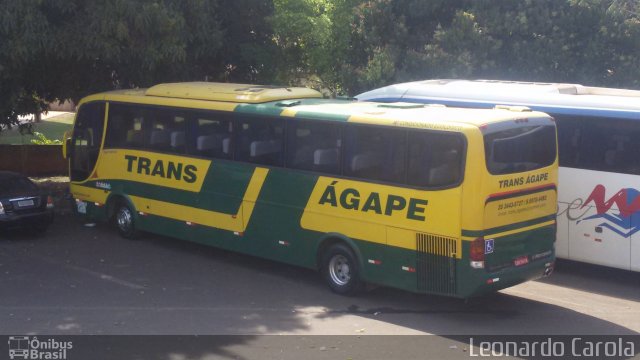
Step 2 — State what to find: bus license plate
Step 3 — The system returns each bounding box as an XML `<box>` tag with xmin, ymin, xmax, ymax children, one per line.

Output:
<box><xmin>514</xmin><ymin>256</ymin><xmax>529</xmax><ymax>267</ymax></box>
<box><xmin>17</xmin><ymin>199</ymin><xmax>34</xmax><ymax>207</ymax></box>
<box><xmin>76</xmin><ymin>201</ymin><xmax>87</xmax><ymax>214</ymax></box>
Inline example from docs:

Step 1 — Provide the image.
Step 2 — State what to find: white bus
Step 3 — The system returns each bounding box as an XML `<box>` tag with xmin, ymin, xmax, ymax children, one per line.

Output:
<box><xmin>358</xmin><ymin>79</ymin><xmax>640</xmax><ymax>271</ymax></box>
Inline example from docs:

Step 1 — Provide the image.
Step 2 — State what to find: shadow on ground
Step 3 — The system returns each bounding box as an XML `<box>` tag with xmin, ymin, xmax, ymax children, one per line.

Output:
<box><xmin>1</xmin><ymin>215</ymin><xmax>639</xmax><ymax>359</ymax></box>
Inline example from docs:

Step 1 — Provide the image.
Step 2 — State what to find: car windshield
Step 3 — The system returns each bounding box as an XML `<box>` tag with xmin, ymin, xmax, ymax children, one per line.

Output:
<box><xmin>0</xmin><ymin>176</ymin><xmax>38</xmax><ymax>196</ymax></box>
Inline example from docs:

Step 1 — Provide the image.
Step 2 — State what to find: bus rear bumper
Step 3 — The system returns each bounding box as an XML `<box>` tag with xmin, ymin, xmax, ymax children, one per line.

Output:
<box><xmin>461</xmin><ymin>257</ymin><xmax>555</xmax><ymax>298</ymax></box>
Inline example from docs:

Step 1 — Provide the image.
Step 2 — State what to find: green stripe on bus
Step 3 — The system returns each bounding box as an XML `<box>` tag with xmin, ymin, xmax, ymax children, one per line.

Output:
<box><xmin>235</xmin><ymin>103</ymin><xmax>288</xmax><ymax>116</ymax></box>
<box><xmin>87</xmin><ymin>160</ymin><xmax>258</xmax><ymax>213</ymax></box>
<box><xmin>461</xmin><ymin>214</ymin><xmax>556</xmax><ymax>238</ymax></box>
<box><xmin>293</xmin><ymin>110</ymin><xmax>351</xmax><ymax>122</ymax></box>
<box><xmin>234</xmin><ymin>98</ymin><xmax>332</xmax><ymax>116</ymax></box>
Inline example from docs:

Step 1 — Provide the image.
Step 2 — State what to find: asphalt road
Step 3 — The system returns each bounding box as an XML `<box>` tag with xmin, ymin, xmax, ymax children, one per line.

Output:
<box><xmin>1</xmin><ymin>214</ymin><xmax>639</xmax><ymax>358</ymax></box>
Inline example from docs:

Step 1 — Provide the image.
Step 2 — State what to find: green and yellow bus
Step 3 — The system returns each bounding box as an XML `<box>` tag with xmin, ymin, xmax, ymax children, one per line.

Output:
<box><xmin>64</xmin><ymin>82</ymin><xmax>557</xmax><ymax>298</ymax></box>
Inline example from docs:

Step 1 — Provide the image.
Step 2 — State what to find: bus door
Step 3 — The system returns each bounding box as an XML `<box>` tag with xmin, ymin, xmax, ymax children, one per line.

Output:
<box><xmin>69</xmin><ymin>102</ymin><xmax>105</xmax><ymax>182</ymax></box>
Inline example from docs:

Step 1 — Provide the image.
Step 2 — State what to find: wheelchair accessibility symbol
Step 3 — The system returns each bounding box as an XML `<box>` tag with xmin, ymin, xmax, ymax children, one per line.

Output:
<box><xmin>485</xmin><ymin>239</ymin><xmax>494</xmax><ymax>254</ymax></box>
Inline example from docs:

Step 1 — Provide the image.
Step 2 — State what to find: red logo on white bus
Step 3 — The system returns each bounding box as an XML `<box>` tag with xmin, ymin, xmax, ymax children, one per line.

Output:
<box><xmin>578</xmin><ymin>184</ymin><xmax>640</xmax><ymax>237</ymax></box>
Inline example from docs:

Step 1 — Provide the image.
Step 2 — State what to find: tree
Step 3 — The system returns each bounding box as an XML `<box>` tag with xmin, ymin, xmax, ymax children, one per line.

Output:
<box><xmin>214</xmin><ymin>0</ymin><xmax>279</xmax><ymax>84</ymax></box>
<box><xmin>428</xmin><ymin>0</ymin><xmax>640</xmax><ymax>88</ymax></box>
<box><xmin>0</xmin><ymin>0</ymin><xmax>225</xmax><ymax>131</ymax></box>
<box><xmin>270</xmin><ymin>0</ymin><xmax>464</xmax><ymax>95</ymax></box>
<box><xmin>3</xmin><ymin>0</ymin><xmax>640</xmax><ymax>133</ymax></box>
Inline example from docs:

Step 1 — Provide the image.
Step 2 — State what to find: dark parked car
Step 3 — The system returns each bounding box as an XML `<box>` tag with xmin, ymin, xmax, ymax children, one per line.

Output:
<box><xmin>0</xmin><ymin>171</ymin><xmax>54</xmax><ymax>233</ymax></box>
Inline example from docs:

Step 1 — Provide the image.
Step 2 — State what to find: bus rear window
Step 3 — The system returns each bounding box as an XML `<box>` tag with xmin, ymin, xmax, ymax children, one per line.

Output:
<box><xmin>484</xmin><ymin>125</ymin><xmax>556</xmax><ymax>175</ymax></box>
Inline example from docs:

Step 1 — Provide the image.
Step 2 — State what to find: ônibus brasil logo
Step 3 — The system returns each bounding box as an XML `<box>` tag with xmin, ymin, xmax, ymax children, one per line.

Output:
<box><xmin>578</xmin><ymin>184</ymin><xmax>640</xmax><ymax>237</ymax></box>
<box><xmin>7</xmin><ymin>336</ymin><xmax>72</xmax><ymax>360</ymax></box>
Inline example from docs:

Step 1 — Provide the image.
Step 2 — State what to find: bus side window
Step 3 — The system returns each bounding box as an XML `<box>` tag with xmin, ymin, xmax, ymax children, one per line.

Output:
<box><xmin>573</xmin><ymin>118</ymin><xmax>606</xmax><ymax>171</ymax></box>
<box><xmin>235</xmin><ymin>117</ymin><xmax>284</xmax><ymax>166</ymax></box>
<box><xmin>125</xmin><ymin>118</ymin><xmax>145</xmax><ymax>148</ymax></box>
<box><xmin>343</xmin><ymin>125</ymin><xmax>406</xmax><ymax>183</ymax></box>
<box><xmin>596</xmin><ymin>119</ymin><xmax>640</xmax><ymax>175</ymax></box>
<box><xmin>565</xmin><ymin>116</ymin><xmax>640</xmax><ymax>175</ymax></box>
<box><xmin>286</xmin><ymin>120</ymin><xmax>341</xmax><ymax>174</ymax></box>
<box><xmin>407</xmin><ymin>132</ymin><xmax>464</xmax><ymax>187</ymax></box>
<box><xmin>148</xmin><ymin>111</ymin><xmax>186</xmax><ymax>154</ymax></box>
<box><xmin>555</xmin><ymin>115</ymin><xmax>581</xmax><ymax>168</ymax></box>
<box><xmin>105</xmin><ymin>104</ymin><xmax>151</xmax><ymax>150</ymax></box>
<box><xmin>190</xmin><ymin>115</ymin><xmax>233</xmax><ymax>160</ymax></box>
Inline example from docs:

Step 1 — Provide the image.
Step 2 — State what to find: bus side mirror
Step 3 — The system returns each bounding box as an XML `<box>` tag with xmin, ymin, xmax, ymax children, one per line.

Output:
<box><xmin>62</xmin><ymin>131</ymin><xmax>71</xmax><ymax>159</ymax></box>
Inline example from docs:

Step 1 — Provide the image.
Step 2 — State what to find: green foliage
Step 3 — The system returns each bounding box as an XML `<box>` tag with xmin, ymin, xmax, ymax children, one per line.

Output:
<box><xmin>214</xmin><ymin>0</ymin><xmax>278</xmax><ymax>83</ymax></box>
<box><xmin>416</xmin><ymin>0</ymin><xmax>640</xmax><ymax>88</ymax></box>
<box><xmin>269</xmin><ymin>0</ymin><xmax>640</xmax><ymax>95</ymax></box>
<box><xmin>30</xmin><ymin>131</ymin><xmax>62</xmax><ymax>145</ymax></box>
<box><xmin>0</xmin><ymin>0</ymin><xmax>226</xmax><ymax>131</ymax></box>
<box><xmin>269</xmin><ymin>0</ymin><xmax>466</xmax><ymax>94</ymax></box>
<box><xmin>1</xmin><ymin>0</ymin><xmax>640</xmax><ymax>127</ymax></box>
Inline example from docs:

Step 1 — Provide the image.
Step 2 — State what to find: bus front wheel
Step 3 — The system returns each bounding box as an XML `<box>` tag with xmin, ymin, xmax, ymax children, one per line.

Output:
<box><xmin>115</xmin><ymin>202</ymin><xmax>138</xmax><ymax>239</ymax></box>
<box><xmin>321</xmin><ymin>243</ymin><xmax>362</xmax><ymax>295</ymax></box>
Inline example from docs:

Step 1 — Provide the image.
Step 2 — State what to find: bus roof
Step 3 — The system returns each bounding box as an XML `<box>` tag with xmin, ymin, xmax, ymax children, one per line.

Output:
<box><xmin>96</xmin><ymin>82</ymin><xmax>323</xmax><ymax>104</ymax></box>
<box><xmin>356</xmin><ymin>79</ymin><xmax>640</xmax><ymax>119</ymax></box>
<box><xmin>147</xmin><ymin>82</ymin><xmax>324</xmax><ymax>103</ymax></box>
<box><xmin>277</xmin><ymin>101</ymin><xmax>550</xmax><ymax>130</ymax></box>
<box><xmin>83</xmin><ymin>82</ymin><xmax>551</xmax><ymax>131</ymax></box>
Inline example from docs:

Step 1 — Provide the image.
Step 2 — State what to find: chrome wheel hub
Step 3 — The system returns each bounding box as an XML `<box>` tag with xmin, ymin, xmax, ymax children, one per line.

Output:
<box><xmin>329</xmin><ymin>254</ymin><xmax>351</xmax><ymax>286</ymax></box>
<box><xmin>117</xmin><ymin>207</ymin><xmax>132</xmax><ymax>232</ymax></box>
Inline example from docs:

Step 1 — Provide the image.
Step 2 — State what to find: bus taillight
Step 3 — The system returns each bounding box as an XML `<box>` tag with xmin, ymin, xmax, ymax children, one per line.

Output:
<box><xmin>46</xmin><ymin>196</ymin><xmax>54</xmax><ymax>209</ymax></box>
<box><xmin>470</xmin><ymin>237</ymin><xmax>485</xmax><ymax>269</ymax></box>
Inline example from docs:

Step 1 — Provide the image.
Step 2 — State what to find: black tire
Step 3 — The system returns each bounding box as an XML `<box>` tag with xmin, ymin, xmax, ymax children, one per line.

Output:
<box><xmin>320</xmin><ymin>243</ymin><xmax>363</xmax><ymax>295</ymax></box>
<box><xmin>114</xmin><ymin>202</ymin><xmax>138</xmax><ymax>239</ymax></box>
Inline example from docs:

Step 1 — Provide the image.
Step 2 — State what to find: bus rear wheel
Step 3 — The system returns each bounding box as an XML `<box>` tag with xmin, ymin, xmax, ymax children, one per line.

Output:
<box><xmin>115</xmin><ymin>202</ymin><xmax>138</xmax><ymax>239</ymax></box>
<box><xmin>321</xmin><ymin>243</ymin><xmax>362</xmax><ymax>295</ymax></box>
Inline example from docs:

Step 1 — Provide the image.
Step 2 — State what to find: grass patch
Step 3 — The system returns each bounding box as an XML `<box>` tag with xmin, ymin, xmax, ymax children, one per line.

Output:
<box><xmin>0</xmin><ymin>113</ymin><xmax>75</xmax><ymax>145</ymax></box>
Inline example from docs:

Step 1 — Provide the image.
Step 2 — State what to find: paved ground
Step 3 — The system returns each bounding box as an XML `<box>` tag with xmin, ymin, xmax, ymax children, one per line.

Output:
<box><xmin>1</xmin><ymin>214</ymin><xmax>639</xmax><ymax>358</ymax></box>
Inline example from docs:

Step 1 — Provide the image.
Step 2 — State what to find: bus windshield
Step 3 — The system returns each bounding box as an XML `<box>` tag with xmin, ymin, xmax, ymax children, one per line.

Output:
<box><xmin>484</xmin><ymin>125</ymin><xmax>556</xmax><ymax>175</ymax></box>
